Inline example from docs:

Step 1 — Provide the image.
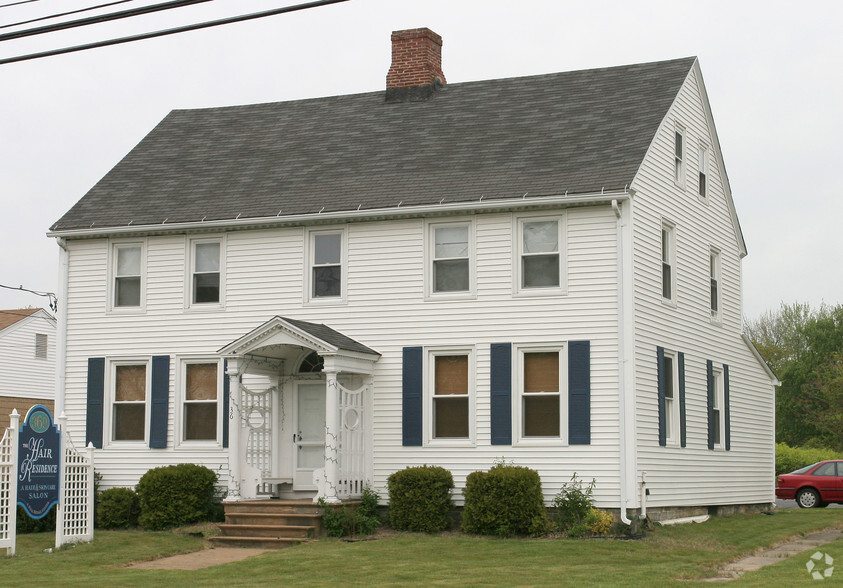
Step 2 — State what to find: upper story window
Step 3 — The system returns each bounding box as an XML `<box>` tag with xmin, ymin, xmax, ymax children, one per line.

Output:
<box><xmin>189</xmin><ymin>238</ymin><xmax>223</xmax><ymax>306</ymax></box>
<box><xmin>182</xmin><ymin>361</ymin><xmax>220</xmax><ymax>442</ymax></box>
<box><xmin>430</xmin><ymin>352</ymin><xmax>471</xmax><ymax>440</ymax></box>
<box><xmin>111</xmin><ymin>242</ymin><xmax>144</xmax><ymax>310</ymax></box>
<box><xmin>113</xmin><ymin>362</ymin><xmax>148</xmax><ymax>442</ymax></box>
<box><xmin>674</xmin><ymin>126</ymin><xmax>685</xmax><ymax>186</ymax></box>
<box><xmin>519</xmin><ymin>347</ymin><xmax>564</xmax><ymax>440</ymax></box>
<box><xmin>35</xmin><ymin>333</ymin><xmax>48</xmax><ymax>359</ymax></box>
<box><xmin>698</xmin><ymin>143</ymin><xmax>709</xmax><ymax>199</ymax></box>
<box><xmin>661</xmin><ymin>222</ymin><xmax>676</xmax><ymax>302</ymax></box>
<box><xmin>516</xmin><ymin>216</ymin><xmax>565</xmax><ymax>294</ymax></box>
<box><xmin>307</xmin><ymin>229</ymin><xmax>345</xmax><ymax>301</ymax></box>
<box><xmin>428</xmin><ymin>220</ymin><xmax>474</xmax><ymax>297</ymax></box>
<box><xmin>710</xmin><ymin>249</ymin><xmax>721</xmax><ymax>320</ymax></box>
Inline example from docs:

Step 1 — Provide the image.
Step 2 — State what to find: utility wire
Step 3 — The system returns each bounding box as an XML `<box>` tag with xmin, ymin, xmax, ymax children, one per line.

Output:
<box><xmin>0</xmin><ymin>284</ymin><xmax>57</xmax><ymax>311</ymax></box>
<box><xmin>0</xmin><ymin>0</ymin><xmax>39</xmax><ymax>10</ymax></box>
<box><xmin>0</xmin><ymin>0</ymin><xmax>136</xmax><ymax>31</ymax></box>
<box><xmin>0</xmin><ymin>0</ymin><xmax>213</xmax><ymax>41</ymax></box>
<box><xmin>0</xmin><ymin>0</ymin><xmax>349</xmax><ymax>65</ymax></box>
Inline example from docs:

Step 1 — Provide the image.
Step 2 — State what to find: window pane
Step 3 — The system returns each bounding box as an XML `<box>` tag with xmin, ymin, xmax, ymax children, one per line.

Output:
<box><xmin>662</xmin><ymin>263</ymin><xmax>672</xmax><ymax>299</ymax></box>
<box><xmin>664</xmin><ymin>356</ymin><xmax>674</xmax><ymax>399</ymax></box>
<box><xmin>114</xmin><ymin>403</ymin><xmax>145</xmax><ymax>441</ymax></box>
<box><xmin>313</xmin><ymin>266</ymin><xmax>341</xmax><ymax>297</ymax></box>
<box><xmin>314</xmin><ymin>233</ymin><xmax>341</xmax><ymax>265</ymax></box>
<box><xmin>115</xmin><ymin>365</ymin><xmax>146</xmax><ymax>401</ymax></box>
<box><xmin>524</xmin><ymin>352</ymin><xmax>559</xmax><ymax>393</ymax></box>
<box><xmin>523</xmin><ymin>255</ymin><xmax>560</xmax><ymax>288</ymax></box>
<box><xmin>713</xmin><ymin>408</ymin><xmax>721</xmax><ymax>445</ymax></box>
<box><xmin>116</xmin><ymin>276</ymin><xmax>141</xmax><ymax>307</ymax></box>
<box><xmin>662</xmin><ymin>230</ymin><xmax>670</xmax><ymax>263</ymax></box>
<box><xmin>434</xmin><ymin>397</ymin><xmax>469</xmax><ymax>438</ymax></box>
<box><xmin>195</xmin><ymin>242</ymin><xmax>220</xmax><ymax>272</ymax></box>
<box><xmin>185</xmin><ymin>403</ymin><xmax>217</xmax><ymax>440</ymax></box>
<box><xmin>711</xmin><ymin>279</ymin><xmax>718</xmax><ymax>312</ymax></box>
<box><xmin>435</xmin><ymin>356</ymin><xmax>468</xmax><ymax>396</ymax></box>
<box><xmin>524</xmin><ymin>395</ymin><xmax>560</xmax><ymax>437</ymax></box>
<box><xmin>675</xmin><ymin>132</ymin><xmax>683</xmax><ymax>158</ymax></box>
<box><xmin>187</xmin><ymin>364</ymin><xmax>217</xmax><ymax>401</ymax></box>
<box><xmin>812</xmin><ymin>462</ymin><xmax>836</xmax><ymax>477</ymax></box>
<box><xmin>665</xmin><ymin>397</ymin><xmax>673</xmax><ymax>435</ymax></box>
<box><xmin>434</xmin><ymin>226</ymin><xmax>468</xmax><ymax>258</ymax></box>
<box><xmin>117</xmin><ymin>246</ymin><xmax>141</xmax><ymax>275</ymax></box>
<box><xmin>193</xmin><ymin>273</ymin><xmax>220</xmax><ymax>303</ymax></box>
<box><xmin>433</xmin><ymin>259</ymin><xmax>469</xmax><ymax>292</ymax></box>
<box><xmin>523</xmin><ymin>221</ymin><xmax>558</xmax><ymax>253</ymax></box>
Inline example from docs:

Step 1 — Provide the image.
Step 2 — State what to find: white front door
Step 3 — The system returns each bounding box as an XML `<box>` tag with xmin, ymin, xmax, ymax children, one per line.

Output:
<box><xmin>294</xmin><ymin>382</ymin><xmax>326</xmax><ymax>489</ymax></box>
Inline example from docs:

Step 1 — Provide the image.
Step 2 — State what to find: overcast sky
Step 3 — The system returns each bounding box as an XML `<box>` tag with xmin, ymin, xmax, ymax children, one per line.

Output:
<box><xmin>1</xmin><ymin>0</ymin><xmax>840</xmax><ymax>319</ymax></box>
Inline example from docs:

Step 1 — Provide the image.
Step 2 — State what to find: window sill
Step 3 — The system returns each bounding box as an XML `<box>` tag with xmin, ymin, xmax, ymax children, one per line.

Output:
<box><xmin>514</xmin><ymin>438</ymin><xmax>567</xmax><ymax>448</ymax></box>
<box><xmin>424</xmin><ymin>292</ymin><xmax>476</xmax><ymax>302</ymax></box>
<box><xmin>425</xmin><ymin>439</ymin><xmax>475</xmax><ymax>449</ymax></box>
<box><xmin>513</xmin><ymin>287</ymin><xmax>567</xmax><ymax>298</ymax></box>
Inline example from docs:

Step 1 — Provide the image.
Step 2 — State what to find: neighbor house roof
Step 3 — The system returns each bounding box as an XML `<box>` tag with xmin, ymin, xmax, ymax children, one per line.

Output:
<box><xmin>0</xmin><ymin>308</ymin><xmax>41</xmax><ymax>332</ymax></box>
<box><xmin>51</xmin><ymin>57</ymin><xmax>696</xmax><ymax>233</ymax></box>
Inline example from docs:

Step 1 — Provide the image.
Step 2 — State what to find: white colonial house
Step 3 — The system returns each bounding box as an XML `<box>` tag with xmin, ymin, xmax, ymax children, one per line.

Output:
<box><xmin>48</xmin><ymin>29</ymin><xmax>777</xmax><ymax>520</ymax></box>
<box><xmin>0</xmin><ymin>308</ymin><xmax>56</xmax><ymax>430</ymax></box>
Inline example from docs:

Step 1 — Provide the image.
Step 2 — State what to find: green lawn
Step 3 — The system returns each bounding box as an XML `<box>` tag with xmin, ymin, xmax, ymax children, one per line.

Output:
<box><xmin>4</xmin><ymin>510</ymin><xmax>843</xmax><ymax>586</ymax></box>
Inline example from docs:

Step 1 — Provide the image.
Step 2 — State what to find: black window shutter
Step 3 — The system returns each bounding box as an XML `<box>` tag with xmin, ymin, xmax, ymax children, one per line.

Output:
<box><xmin>149</xmin><ymin>355</ymin><xmax>170</xmax><ymax>448</ymax></box>
<box><xmin>723</xmin><ymin>364</ymin><xmax>731</xmax><ymax>451</ymax></box>
<box><xmin>402</xmin><ymin>347</ymin><xmax>423</xmax><ymax>446</ymax></box>
<box><xmin>657</xmin><ymin>346</ymin><xmax>666</xmax><ymax>446</ymax></box>
<box><xmin>568</xmin><ymin>341</ymin><xmax>591</xmax><ymax>445</ymax></box>
<box><xmin>86</xmin><ymin>357</ymin><xmax>105</xmax><ymax>449</ymax></box>
<box><xmin>706</xmin><ymin>360</ymin><xmax>714</xmax><ymax>450</ymax></box>
<box><xmin>678</xmin><ymin>352</ymin><xmax>686</xmax><ymax>447</ymax></box>
<box><xmin>490</xmin><ymin>343</ymin><xmax>512</xmax><ymax>445</ymax></box>
<box><xmin>222</xmin><ymin>359</ymin><xmax>230</xmax><ymax>449</ymax></box>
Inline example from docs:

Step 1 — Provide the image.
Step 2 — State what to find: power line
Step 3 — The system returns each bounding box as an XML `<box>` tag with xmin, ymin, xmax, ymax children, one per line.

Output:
<box><xmin>0</xmin><ymin>283</ymin><xmax>57</xmax><ymax>311</ymax></box>
<box><xmin>0</xmin><ymin>0</ymin><xmax>214</xmax><ymax>42</ymax></box>
<box><xmin>0</xmin><ymin>0</ymin><xmax>136</xmax><ymax>31</ymax></box>
<box><xmin>0</xmin><ymin>0</ymin><xmax>349</xmax><ymax>65</ymax></box>
<box><xmin>0</xmin><ymin>0</ymin><xmax>39</xmax><ymax>10</ymax></box>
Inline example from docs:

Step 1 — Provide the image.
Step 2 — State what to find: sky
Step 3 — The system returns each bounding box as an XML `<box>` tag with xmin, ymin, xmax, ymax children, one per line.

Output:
<box><xmin>0</xmin><ymin>0</ymin><xmax>841</xmax><ymax>319</ymax></box>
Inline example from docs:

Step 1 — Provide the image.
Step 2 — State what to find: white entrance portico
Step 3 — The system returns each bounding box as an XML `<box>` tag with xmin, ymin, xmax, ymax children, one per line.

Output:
<box><xmin>218</xmin><ymin>317</ymin><xmax>380</xmax><ymax>503</ymax></box>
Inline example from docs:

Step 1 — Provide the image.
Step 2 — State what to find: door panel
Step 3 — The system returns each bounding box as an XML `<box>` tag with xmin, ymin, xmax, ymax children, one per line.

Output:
<box><xmin>294</xmin><ymin>382</ymin><xmax>325</xmax><ymax>489</ymax></box>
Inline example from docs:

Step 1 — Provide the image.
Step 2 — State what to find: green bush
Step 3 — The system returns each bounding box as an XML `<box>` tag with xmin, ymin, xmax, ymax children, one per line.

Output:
<box><xmin>387</xmin><ymin>465</ymin><xmax>454</xmax><ymax>532</ymax></box>
<box><xmin>16</xmin><ymin>505</ymin><xmax>56</xmax><ymax>534</ymax></box>
<box><xmin>552</xmin><ymin>474</ymin><xmax>595</xmax><ymax>534</ymax></box>
<box><xmin>776</xmin><ymin>442</ymin><xmax>843</xmax><ymax>475</ymax></box>
<box><xmin>135</xmin><ymin>464</ymin><xmax>218</xmax><ymax>530</ymax></box>
<box><xmin>320</xmin><ymin>486</ymin><xmax>381</xmax><ymax>537</ymax></box>
<box><xmin>585</xmin><ymin>508</ymin><xmax>614</xmax><ymax>536</ymax></box>
<box><xmin>96</xmin><ymin>487</ymin><xmax>140</xmax><ymax>529</ymax></box>
<box><xmin>461</xmin><ymin>463</ymin><xmax>549</xmax><ymax>537</ymax></box>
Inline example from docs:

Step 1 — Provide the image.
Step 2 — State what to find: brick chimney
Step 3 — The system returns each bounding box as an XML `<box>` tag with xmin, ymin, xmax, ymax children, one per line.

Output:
<box><xmin>385</xmin><ymin>28</ymin><xmax>446</xmax><ymax>103</ymax></box>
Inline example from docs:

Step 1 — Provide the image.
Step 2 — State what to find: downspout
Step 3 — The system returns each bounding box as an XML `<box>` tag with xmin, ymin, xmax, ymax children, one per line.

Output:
<box><xmin>613</xmin><ymin>199</ymin><xmax>632</xmax><ymax>524</ymax></box>
<box><xmin>55</xmin><ymin>237</ymin><xmax>69</xmax><ymax>416</ymax></box>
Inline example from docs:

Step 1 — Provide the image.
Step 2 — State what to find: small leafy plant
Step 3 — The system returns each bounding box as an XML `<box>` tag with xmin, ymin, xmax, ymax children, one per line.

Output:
<box><xmin>552</xmin><ymin>473</ymin><xmax>596</xmax><ymax>535</ymax></box>
<box><xmin>319</xmin><ymin>486</ymin><xmax>381</xmax><ymax>537</ymax></box>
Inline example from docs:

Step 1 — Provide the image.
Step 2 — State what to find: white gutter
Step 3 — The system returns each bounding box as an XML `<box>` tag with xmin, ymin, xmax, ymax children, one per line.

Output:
<box><xmin>54</xmin><ymin>237</ymin><xmax>69</xmax><ymax>416</ymax></box>
<box><xmin>47</xmin><ymin>191</ymin><xmax>631</xmax><ymax>239</ymax></box>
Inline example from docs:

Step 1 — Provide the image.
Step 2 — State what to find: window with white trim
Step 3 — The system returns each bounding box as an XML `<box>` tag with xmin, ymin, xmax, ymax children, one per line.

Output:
<box><xmin>428</xmin><ymin>221</ymin><xmax>473</xmax><ymax>296</ymax></box>
<box><xmin>710</xmin><ymin>249</ymin><xmax>721</xmax><ymax>320</ymax></box>
<box><xmin>307</xmin><ymin>228</ymin><xmax>345</xmax><ymax>301</ymax></box>
<box><xmin>427</xmin><ymin>349</ymin><xmax>473</xmax><ymax>442</ymax></box>
<box><xmin>112</xmin><ymin>362</ymin><xmax>148</xmax><ymax>442</ymax></box>
<box><xmin>712</xmin><ymin>365</ymin><xmax>725</xmax><ymax>449</ymax></box>
<box><xmin>661</xmin><ymin>222</ymin><xmax>676</xmax><ymax>302</ymax></box>
<box><xmin>698</xmin><ymin>143</ymin><xmax>709</xmax><ymax>198</ymax></box>
<box><xmin>182</xmin><ymin>361</ymin><xmax>221</xmax><ymax>442</ymax></box>
<box><xmin>111</xmin><ymin>242</ymin><xmax>144</xmax><ymax>309</ymax></box>
<box><xmin>663</xmin><ymin>351</ymin><xmax>679</xmax><ymax>445</ymax></box>
<box><xmin>189</xmin><ymin>238</ymin><xmax>223</xmax><ymax>306</ymax></box>
<box><xmin>674</xmin><ymin>125</ymin><xmax>685</xmax><ymax>186</ymax></box>
<box><xmin>517</xmin><ymin>346</ymin><xmax>566</xmax><ymax>441</ymax></box>
<box><xmin>516</xmin><ymin>215</ymin><xmax>565</xmax><ymax>293</ymax></box>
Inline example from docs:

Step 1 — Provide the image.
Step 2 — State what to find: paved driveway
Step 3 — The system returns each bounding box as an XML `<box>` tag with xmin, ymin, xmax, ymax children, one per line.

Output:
<box><xmin>776</xmin><ymin>498</ymin><xmax>843</xmax><ymax>509</ymax></box>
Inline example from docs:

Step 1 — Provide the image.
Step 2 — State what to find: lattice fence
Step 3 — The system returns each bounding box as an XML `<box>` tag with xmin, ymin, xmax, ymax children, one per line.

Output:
<box><xmin>0</xmin><ymin>411</ymin><xmax>20</xmax><ymax>555</ymax></box>
<box><xmin>337</xmin><ymin>379</ymin><xmax>368</xmax><ymax>499</ymax></box>
<box><xmin>55</xmin><ymin>413</ymin><xmax>94</xmax><ymax>548</ymax></box>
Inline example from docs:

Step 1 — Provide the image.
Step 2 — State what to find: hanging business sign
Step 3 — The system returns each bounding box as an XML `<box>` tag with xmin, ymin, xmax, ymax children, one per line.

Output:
<box><xmin>17</xmin><ymin>405</ymin><xmax>61</xmax><ymax>519</ymax></box>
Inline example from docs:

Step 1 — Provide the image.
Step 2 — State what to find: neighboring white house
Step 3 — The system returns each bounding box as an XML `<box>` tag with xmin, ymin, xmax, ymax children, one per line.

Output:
<box><xmin>48</xmin><ymin>28</ymin><xmax>777</xmax><ymax>520</ymax></box>
<box><xmin>0</xmin><ymin>308</ymin><xmax>56</xmax><ymax>429</ymax></box>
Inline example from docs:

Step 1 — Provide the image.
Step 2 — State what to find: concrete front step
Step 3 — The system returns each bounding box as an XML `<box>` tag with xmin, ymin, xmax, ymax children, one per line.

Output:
<box><xmin>225</xmin><ymin>512</ymin><xmax>323</xmax><ymax>528</ymax></box>
<box><xmin>216</xmin><ymin>499</ymin><xmax>324</xmax><ymax>548</ymax></box>
<box><xmin>224</xmin><ymin>500</ymin><xmax>322</xmax><ymax>516</ymax></box>
<box><xmin>218</xmin><ymin>523</ymin><xmax>317</xmax><ymax>539</ymax></box>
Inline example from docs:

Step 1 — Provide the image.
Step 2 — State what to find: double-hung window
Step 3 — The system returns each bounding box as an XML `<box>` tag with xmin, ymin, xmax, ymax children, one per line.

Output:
<box><xmin>698</xmin><ymin>143</ymin><xmax>709</xmax><ymax>199</ymax></box>
<box><xmin>308</xmin><ymin>229</ymin><xmax>344</xmax><ymax>300</ymax></box>
<box><xmin>429</xmin><ymin>221</ymin><xmax>472</xmax><ymax>296</ymax></box>
<box><xmin>661</xmin><ymin>222</ymin><xmax>676</xmax><ymax>302</ymax></box>
<box><xmin>112</xmin><ymin>242</ymin><xmax>144</xmax><ymax>309</ymax></box>
<box><xmin>711</xmin><ymin>366</ymin><xmax>725</xmax><ymax>449</ymax></box>
<box><xmin>183</xmin><ymin>361</ymin><xmax>220</xmax><ymax>442</ymax></box>
<box><xmin>710</xmin><ymin>249</ymin><xmax>721</xmax><ymax>320</ymax></box>
<box><xmin>112</xmin><ymin>363</ymin><xmax>148</xmax><ymax>442</ymax></box>
<box><xmin>190</xmin><ymin>238</ymin><xmax>223</xmax><ymax>306</ymax></box>
<box><xmin>517</xmin><ymin>216</ymin><xmax>564</xmax><ymax>293</ymax></box>
<box><xmin>674</xmin><ymin>125</ymin><xmax>685</xmax><ymax>186</ymax></box>
<box><xmin>663</xmin><ymin>352</ymin><xmax>679</xmax><ymax>445</ymax></box>
<box><xmin>519</xmin><ymin>348</ymin><xmax>564</xmax><ymax>440</ymax></box>
<box><xmin>430</xmin><ymin>352</ymin><xmax>471</xmax><ymax>440</ymax></box>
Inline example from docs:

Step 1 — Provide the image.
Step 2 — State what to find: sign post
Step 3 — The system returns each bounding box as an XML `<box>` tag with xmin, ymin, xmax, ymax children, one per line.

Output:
<box><xmin>17</xmin><ymin>405</ymin><xmax>61</xmax><ymax>520</ymax></box>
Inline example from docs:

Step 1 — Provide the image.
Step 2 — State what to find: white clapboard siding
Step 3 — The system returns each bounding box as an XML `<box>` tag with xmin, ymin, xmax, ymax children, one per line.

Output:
<box><xmin>62</xmin><ymin>206</ymin><xmax>624</xmax><ymax>504</ymax></box>
<box><xmin>0</xmin><ymin>310</ymin><xmax>56</xmax><ymax>401</ymax></box>
<box><xmin>629</xmin><ymin>65</ymin><xmax>775</xmax><ymax>507</ymax></box>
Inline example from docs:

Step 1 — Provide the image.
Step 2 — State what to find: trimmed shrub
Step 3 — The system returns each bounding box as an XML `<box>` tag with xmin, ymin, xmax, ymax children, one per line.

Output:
<box><xmin>16</xmin><ymin>505</ymin><xmax>56</xmax><ymax>534</ymax></box>
<box><xmin>551</xmin><ymin>474</ymin><xmax>595</xmax><ymax>534</ymax></box>
<box><xmin>776</xmin><ymin>442</ymin><xmax>843</xmax><ymax>475</ymax></box>
<box><xmin>320</xmin><ymin>486</ymin><xmax>381</xmax><ymax>537</ymax></box>
<box><xmin>461</xmin><ymin>463</ymin><xmax>549</xmax><ymax>537</ymax></box>
<box><xmin>585</xmin><ymin>508</ymin><xmax>614</xmax><ymax>536</ymax></box>
<box><xmin>96</xmin><ymin>487</ymin><xmax>140</xmax><ymax>529</ymax></box>
<box><xmin>387</xmin><ymin>465</ymin><xmax>454</xmax><ymax>532</ymax></box>
<box><xmin>135</xmin><ymin>464</ymin><xmax>218</xmax><ymax>530</ymax></box>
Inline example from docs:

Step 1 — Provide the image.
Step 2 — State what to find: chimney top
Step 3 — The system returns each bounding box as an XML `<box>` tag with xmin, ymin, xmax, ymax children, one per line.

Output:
<box><xmin>386</xmin><ymin>28</ymin><xmax>446</xmax><ymax>103</ymax></box>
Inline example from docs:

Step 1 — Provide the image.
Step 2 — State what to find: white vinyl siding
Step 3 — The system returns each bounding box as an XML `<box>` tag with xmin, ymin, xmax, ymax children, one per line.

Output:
<box><xmin>0</xmin><ymin>310</ymin><xmax>56</xmax><ymax>401</ymax></box>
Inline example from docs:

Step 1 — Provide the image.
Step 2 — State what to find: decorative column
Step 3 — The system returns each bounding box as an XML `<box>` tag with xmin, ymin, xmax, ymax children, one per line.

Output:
<box><xmin>225</xmin><ymin>359</ymin><xmax>242</xmax><ymax>501</ymax></box>
<box><xmin>323</xmin><ymin>370</ymin><xmax>341</xmax><ymax>503</ymax></box>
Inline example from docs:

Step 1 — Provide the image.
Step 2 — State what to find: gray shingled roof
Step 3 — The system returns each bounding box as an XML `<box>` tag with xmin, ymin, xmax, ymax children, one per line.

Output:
<box><xmin>280</xmin><ymin>317</ymin><xmax>379</xmax><ymax>356</ymax></box>
<box><xmin>51</xmin><ymin>57</ymin><xmax>695</xmax><ymax>232</ymax></box>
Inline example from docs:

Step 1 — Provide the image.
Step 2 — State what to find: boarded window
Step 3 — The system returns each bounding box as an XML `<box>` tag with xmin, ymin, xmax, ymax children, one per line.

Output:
<box><xmin>35</xmin><ymin>333</ymin><xmax>47</xmax><ymax>359</ymax></box>
<box><xmin>113</xmin><ymin>364</ymin><xmax>146</xmax><ymax>441</ymax></box>
<box><xmin>184</xmin><ymin>363</ymin><xmax>218</xmax><ymax>441</ymax></box>
<box><xmin>433</xmin><ymin>355</ymin><xmax>469</xmax><ymax>438</ymax></box>
<box><xmin>523</xmin><ymin>352</ymin><xmax>560</xmax><ymax>437</ymax></box>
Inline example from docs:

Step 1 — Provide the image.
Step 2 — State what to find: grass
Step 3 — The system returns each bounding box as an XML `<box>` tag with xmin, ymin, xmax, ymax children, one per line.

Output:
<box><xmin>3</xmin><ymin>509</ymin><xmax>843</xmax><ymax>586</ymax></box>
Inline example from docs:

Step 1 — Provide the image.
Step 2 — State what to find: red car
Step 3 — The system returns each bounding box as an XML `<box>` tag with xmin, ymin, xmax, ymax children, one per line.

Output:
<box><xmin>776</xmin><ymin>460</ymin><xmax>843</xmax><ymax>508</ymax></box>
